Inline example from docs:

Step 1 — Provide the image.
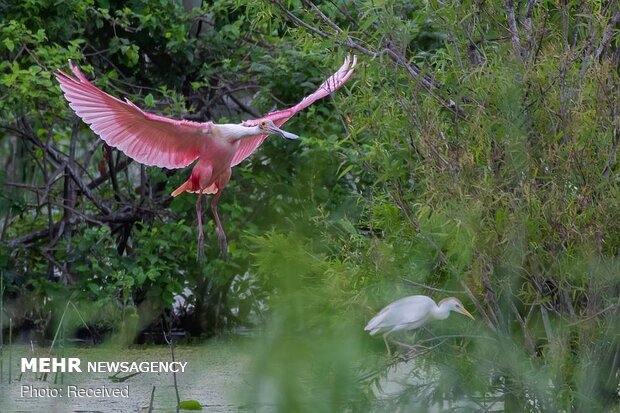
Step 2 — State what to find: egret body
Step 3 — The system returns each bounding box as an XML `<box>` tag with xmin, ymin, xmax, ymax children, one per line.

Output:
<box><xmin>365</xmin><ymin>295</ymin><xmax>475</xmax><ymax>356</ymax></box>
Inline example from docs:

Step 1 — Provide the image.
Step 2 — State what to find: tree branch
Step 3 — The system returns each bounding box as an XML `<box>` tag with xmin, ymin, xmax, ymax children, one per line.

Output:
<box><xmin>6</xmin><ymin>209</ymin><xmax>148</xmax><ymax>248</ymax></box>
<box><xmin>15</xmin><ymin>119</ymin><xmax>112</xmax><ymax>215</ymax></box>
<box><xmin>505</xmin><ymin>0</ymin><xmax>523</xmax><ymax>59</ymax></box>
<box><xmin>594</xmin><ymin>7</ymin><xmax>620</xmax><ymax>60</ymax></box>
<box><xmin>273</xmin><ymin>0</ymin><xmax>462</xmax><ymax>117</ymax></box>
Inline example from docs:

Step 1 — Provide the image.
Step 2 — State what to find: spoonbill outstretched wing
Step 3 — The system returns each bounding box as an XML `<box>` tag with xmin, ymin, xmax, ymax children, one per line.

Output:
<box><xmin>232</xmin><ymin>54</ymin><xmax>357</xmax><ymax>166</ymax></box>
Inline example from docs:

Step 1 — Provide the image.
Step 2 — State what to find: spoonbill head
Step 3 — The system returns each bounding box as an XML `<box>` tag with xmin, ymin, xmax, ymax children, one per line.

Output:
<box><xmin>257</xmin><ymin>119</ymin><xmax>300</xmax><ymax>140</ymax></box>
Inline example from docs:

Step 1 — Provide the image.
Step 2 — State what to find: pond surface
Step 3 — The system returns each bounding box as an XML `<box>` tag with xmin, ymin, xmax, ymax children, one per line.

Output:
<box><xmin>0</xmin><ymin>338</ymin><xmax>507</xmax><ymax>412</ymax></box>
<box><xmin>0</xmin><ymin>338</ymin><xmax>249</xmax><ymax>412</ymax></box>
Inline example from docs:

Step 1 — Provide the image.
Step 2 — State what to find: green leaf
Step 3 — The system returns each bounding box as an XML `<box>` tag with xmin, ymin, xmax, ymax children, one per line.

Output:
<box><xmin>87</xmin><ymin>283</ymin><xmax>100</xmax><ymax>294</ymax></box>
<box><xmin>179</xmin><ymin>400</ymin><xmax>202</xmax><ymax>410</ymax></box>
<box><xmin>4</xmin><ymin>39</ymin><xmax>15</xmax><ymax>52</ymax></box>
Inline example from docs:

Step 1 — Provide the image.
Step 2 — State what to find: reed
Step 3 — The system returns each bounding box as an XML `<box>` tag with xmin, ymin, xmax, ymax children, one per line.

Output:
<box><xmin>164</xmin><ymin>332</ymin><xmax>181</xmax><ymax>410</ymax></box>
<box><xmin>148</xmin><ymin>385</ymin><xmax>156</xmax><ymax>413</ymax></box>
<box><xmin>44</xmin><ymin>299</ymin><xmax>88</xmax><ymax>382</ymax></box>
<box><xmin>8</xmin><ymin>317</ymin><xmax>12</xmax><ymax>384</ymax></box>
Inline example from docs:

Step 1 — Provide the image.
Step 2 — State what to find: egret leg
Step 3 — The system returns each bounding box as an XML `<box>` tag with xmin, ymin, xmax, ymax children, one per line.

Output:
<box><xmin>383</xmin><ymin>333</ymin><xmax>392</xmax><ymax>358</ymax></box>
<box><xmin>196</xmin><ymin>191</ymin><xmax>205</xmax><ymax>262</ymax></box>
<box><xmin>211</xmin><ymin>169</ymin><xmax>231</xmax><ymax>259</ymax></box>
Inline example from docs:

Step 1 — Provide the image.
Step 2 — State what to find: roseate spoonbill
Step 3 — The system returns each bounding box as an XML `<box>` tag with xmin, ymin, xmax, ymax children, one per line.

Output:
<box><xmin>56</xmin><ymin>55</ymin><xmax>357</xmax><ymax>259</ymax></box>
<box><xmin>365</xmin><ymin>295</ymin><xmax>474</xmax><ymax>356</ymax></box>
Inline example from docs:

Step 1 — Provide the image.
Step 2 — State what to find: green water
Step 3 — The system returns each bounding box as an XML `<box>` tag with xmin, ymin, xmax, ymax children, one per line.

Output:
<box><xmin>0</xmin><ymin>338</ymin><xmax>248</xmax><ymax>412</ymax></box>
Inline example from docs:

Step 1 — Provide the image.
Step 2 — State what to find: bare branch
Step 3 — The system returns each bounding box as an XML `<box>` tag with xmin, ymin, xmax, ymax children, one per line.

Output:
<box><xmin>302</xmin><ymin>0</ymin><xmax>343</xmax><ymax>34</ymax></box>
<box><xmin>594</xmin><ymin>7</ymin><xmax>620</xmax><ymax>60</ymax></box>
<box><xmin>15</xmin><ymin>119</ymin><xmax>112</xmax><ymax>215</ymax></box>
<box><xmin>88</xmin><ymin>158</ymin><xmax>132</xmax><ymax>191</ymax></box>
<box><xmin>225</xmin><ymin>87</ymin><xmax>261</xmax><ymax>118</ymax></box>
<box><xmin>273</xmin><ymin>0</ymin><xmax>463</xmax><ymax>117</ymax></box>
<box><xmin>523</xmin><ymin>0</ymin><xmax>538</xmax><ymax>55</ymax></box>
<box><xmin>6</xmin><ymin>209</ymin><xmax>148</xmax><ymax>248</ymax></box>
<box><xmin>505</xmin><ymin>0</ymin><xmax>523</xmax><ymax>59</ymax></box>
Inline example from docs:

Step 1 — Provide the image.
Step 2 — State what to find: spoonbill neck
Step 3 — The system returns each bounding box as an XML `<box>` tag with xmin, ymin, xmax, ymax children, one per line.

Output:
<box><xmin>215</xmin><ymin>124</ymin><xmax>261</xmax><ymax>141</ymax></box>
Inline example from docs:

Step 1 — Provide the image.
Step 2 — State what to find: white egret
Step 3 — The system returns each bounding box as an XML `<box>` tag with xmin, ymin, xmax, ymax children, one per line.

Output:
<box><xmin>365</xmin><ymin>295</ymin><xmax>475</xmax><ymax>356</ymax></box>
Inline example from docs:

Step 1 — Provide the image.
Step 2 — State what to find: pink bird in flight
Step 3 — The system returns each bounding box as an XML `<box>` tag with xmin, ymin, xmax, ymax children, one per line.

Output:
<box><xmin>56</xmin><ymin>55</ymin><xmax>357</xmax><ymax>259</ymax></box>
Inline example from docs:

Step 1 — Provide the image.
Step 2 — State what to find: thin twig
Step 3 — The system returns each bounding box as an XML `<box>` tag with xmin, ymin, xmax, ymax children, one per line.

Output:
<box><xmin>163</xmin><ymin>331</ymin><xmax>181</xmax><ymax>411</ymax></box>
<box><xmin>6</xmin><ymin>208</ymin><xmax>145</xmax><ymax>248</ymax></box>
<box><xmin>567</xmin><ymin>303</ymin><xmax>618</xmax><ymax>326</ymax></box>
<box><xmin>148</xmin><ymin>385</ymin><xmax>156</xmax><ymax>413</ymax></box>
<box><xmin>594</xmin><ymin>7</ymin><xmax>620</xmax><ymax>60</ymax></box>
<box><xmin>400</xmin><ymin>278</ymin><xmax>463</xmax><ymax>294</ymax></box>
<box><xmin>273</xmin><ymin>0</ymin><xmax>462</xmax><ymax>116</ymax></box>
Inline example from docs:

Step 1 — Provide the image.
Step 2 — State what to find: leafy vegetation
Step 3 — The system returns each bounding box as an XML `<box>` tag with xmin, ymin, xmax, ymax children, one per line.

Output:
<box><xmin>1</xmin><ymin>0</ymin><xmax>619</xmax><ymax>412</ymax></box>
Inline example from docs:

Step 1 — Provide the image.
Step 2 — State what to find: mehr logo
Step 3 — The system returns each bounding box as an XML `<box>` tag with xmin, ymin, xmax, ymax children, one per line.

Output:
<box><xmin>21</xmin><ymin>357</ymin><xmax>189</xmax><ymax>373</ymax></box>
<box><xmin>21</xmin><ymin>358</ymin><xmax>82</xmax><ymax>373</ymax></box>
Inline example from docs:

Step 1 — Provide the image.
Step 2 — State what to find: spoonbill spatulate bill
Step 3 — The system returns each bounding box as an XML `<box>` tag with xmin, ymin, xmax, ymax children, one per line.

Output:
<box><xmin>56</xmin><ymin>55</ymin><xmax>357</xmax><ymax>259</ymax></box>
<box><xmin>365</xmin><ymin>295</ymin><xmax>475</xmax><ymax>356</ymax></box>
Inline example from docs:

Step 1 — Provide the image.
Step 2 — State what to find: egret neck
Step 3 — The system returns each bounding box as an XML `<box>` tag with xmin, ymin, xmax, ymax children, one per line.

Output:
<box><xmin>432</xmin><ymin>301</ymin><xmax>452</xmax><ymax>320</ymax></box>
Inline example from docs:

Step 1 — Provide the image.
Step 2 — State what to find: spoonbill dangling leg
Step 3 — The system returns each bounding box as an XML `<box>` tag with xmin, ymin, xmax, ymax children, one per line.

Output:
<box><xmin>195</xmin><ymin>191</ymin><xmax>205</xmax><ymax>261</ymax></box>
<box><xmin>210</xmin><ymin>168</ymin><xmax>231</xmax><ymax>259</ymax></box>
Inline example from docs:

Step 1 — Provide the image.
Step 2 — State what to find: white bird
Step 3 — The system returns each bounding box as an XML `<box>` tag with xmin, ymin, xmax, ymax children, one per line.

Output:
<box><xmin>365</xmin><ymin>295</ymin><xmax>475</xmax><ymax>356</ymax></box>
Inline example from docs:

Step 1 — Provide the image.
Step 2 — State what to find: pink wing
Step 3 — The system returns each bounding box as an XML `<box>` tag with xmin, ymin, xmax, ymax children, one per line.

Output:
<box><xmin>56</xmin><ymin>62</ymin><xmax>207</xmax><ymax>169</ymax></box>
<box><xmin>230</xmin><ymin>55</ymin><xmax>357</xmax><ymax>167</ymax></box>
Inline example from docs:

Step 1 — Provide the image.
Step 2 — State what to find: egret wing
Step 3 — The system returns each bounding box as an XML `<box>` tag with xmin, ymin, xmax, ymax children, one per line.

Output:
<box><xmin>230</xmin><ymin>55</ymin><xmax>357</xmax><ymax>167</ymax></box>
<box><xmin>365</xmin><ymin>295</ymin><xmax>435</xmax><ymax>334</ymax></box>
<box><xmin>56</xmin><ymin>62</ymin><xmax>206</xmax><ymax>169</ymax></box>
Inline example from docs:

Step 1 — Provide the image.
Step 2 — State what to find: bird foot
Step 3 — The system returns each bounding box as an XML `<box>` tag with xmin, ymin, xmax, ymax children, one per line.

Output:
<box><xmin>392</xmin><ymin>341</ymin><xmax>426</xmax><ymax>359</ymax></box>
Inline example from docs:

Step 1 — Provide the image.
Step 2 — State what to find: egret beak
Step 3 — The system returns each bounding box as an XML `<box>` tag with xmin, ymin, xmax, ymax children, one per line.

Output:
<box><xmin>268</xmin><ymin>124</ymin><xmax>299</xmax><ymax>140</ymax></box>
<box><xmin>459</xmin><ymin>308</ymin><xmax>475</xmax><ymax>320</ymax></box>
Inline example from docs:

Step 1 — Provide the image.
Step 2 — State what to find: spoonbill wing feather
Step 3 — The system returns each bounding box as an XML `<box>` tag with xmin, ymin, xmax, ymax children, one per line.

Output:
<box><xmin>56</xmin><ymin>62</ymin><xmax>207</xmax><ymax>169</ymax></box>
<box><xmin>230</xmin><ymin>55</ymin><xmax>357</xmax><ymax>167</ymax></box>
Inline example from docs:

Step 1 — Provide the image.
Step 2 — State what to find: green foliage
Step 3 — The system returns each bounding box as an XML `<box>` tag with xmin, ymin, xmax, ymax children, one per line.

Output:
<box><xmin>237</xmin><ymin>1</ymin><xmax>620</xmax><ymax>412</ymax></box>
<box><xmin>1</xmin><ymin>0</ymin><xmax>619</xmax><ymax>412</ymax></box>
<box><xmin>0</xmin><ymin>0</ymin><xmax>354</xmax><ymax>340</ymax></box>
<box><xmin>244</xmin><ymin>233</ymin><xmax>368</xmax><ymax>412</ymax></box>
